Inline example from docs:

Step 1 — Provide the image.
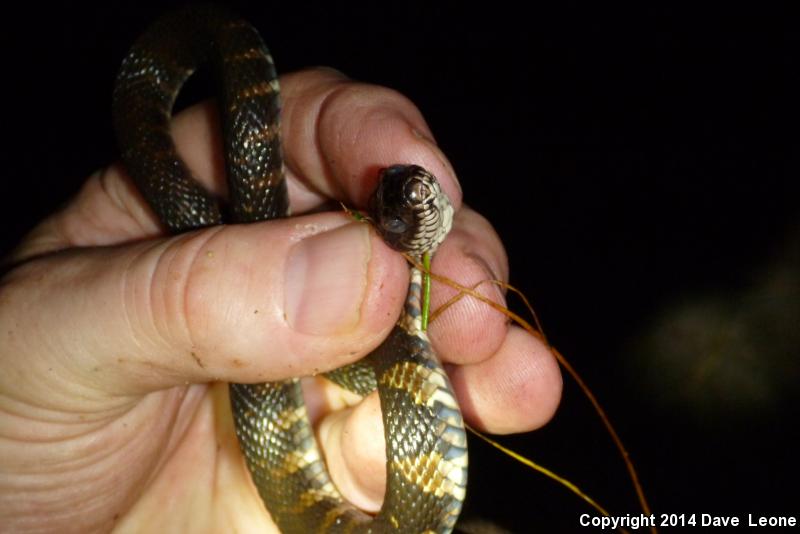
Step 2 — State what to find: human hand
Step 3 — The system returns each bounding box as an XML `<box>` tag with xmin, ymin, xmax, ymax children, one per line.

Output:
<box><xmin>0</xmin><ymin>68</ymin><xmax>562</xmax><ymax>532</ymax></box>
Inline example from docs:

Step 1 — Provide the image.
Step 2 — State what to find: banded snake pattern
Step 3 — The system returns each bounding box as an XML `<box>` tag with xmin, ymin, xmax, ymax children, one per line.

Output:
<box><xmin>112</xmin><ymin>5</ymin><xmax>467</xmax><ymax>532</ymax></box>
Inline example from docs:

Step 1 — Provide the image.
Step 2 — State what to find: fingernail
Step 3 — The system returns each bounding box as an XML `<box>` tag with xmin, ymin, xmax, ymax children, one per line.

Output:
<box><xmin>412</xmin><ymin>127</ymin><xmax>462</xmax><ymax>198</ymax></box>
<box><xmin>285</xmin><ymin>223</ymin><xmax>371</xmax><ymax>335</ymax></box>
<box><xmin>466</xmin><ymin>252</ymin><xmax>500</xmax><ymax>283</ymax></box>
<box><xmin>466</xmin><ymin>252</ymin><xmax>506</xmax><ymax>303</ymax></box>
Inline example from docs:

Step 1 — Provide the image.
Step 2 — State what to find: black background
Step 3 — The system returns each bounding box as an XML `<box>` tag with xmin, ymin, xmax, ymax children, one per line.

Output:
<box><xmin>2</xmin><ymin>2</ymin><xmax>798</xmax><ymax>532</ymax></box>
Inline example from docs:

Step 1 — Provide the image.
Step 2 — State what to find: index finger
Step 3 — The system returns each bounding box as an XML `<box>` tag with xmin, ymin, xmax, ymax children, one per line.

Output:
<box><xmin>279</xmin><ymin>68</ymin><xmax>463</xmax><ymax>213</ymax></box>
<box><xmin>168</xmin><ymin>68</ymin><xmax>462</xmax><ymax>216</ymax></box>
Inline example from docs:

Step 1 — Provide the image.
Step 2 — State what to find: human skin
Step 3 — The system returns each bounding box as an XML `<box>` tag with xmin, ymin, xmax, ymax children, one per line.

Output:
<box><xmin>0</xmin><ymin>68</ymin><xmax>562</xmax><ymax>533</ymax></box>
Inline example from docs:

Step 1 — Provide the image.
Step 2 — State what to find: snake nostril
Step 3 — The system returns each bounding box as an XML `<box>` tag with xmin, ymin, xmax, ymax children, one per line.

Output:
<box><xmin>405</xmin><ymin>179</ymin><xmax>431</xmax><ymax>204</ymax></box>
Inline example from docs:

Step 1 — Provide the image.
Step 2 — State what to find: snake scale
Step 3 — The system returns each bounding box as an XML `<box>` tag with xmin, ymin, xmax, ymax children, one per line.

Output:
<box><xmin>113</xmin><ymin>5</ymin><xmax>467</xmax><ymax>533</ymax></box>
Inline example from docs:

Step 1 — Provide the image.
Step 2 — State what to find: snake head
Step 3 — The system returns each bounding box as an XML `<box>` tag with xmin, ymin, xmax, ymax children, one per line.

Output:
<box><xmin>368</xmin><ymin>164</ymin><xmax>454</xmax><ymax>257</ymax></box>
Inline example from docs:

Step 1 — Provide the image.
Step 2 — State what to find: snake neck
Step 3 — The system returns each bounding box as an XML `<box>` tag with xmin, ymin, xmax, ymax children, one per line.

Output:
<box><xmin>398</xmin><ymin>265</ymin><xmax>428</xmax><ymax>339</ymax></box>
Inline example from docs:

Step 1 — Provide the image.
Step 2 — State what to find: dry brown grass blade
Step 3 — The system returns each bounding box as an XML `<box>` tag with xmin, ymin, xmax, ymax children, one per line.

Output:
<box><xmin>405</xmin><ymin>254</ymin><xmax>656</xmax><ymax>534</ymax></box>
<box><xmin>340</xmin><ymin>202</ymin><xmax>654</xmax><ymax>532</ymax></box>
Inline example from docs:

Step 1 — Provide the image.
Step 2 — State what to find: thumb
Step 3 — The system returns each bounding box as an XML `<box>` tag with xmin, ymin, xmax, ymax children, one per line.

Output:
<box><xmin>0</xmin><ymin>212</ymin><xmax>407</xmax><ymax>407</ymax></box>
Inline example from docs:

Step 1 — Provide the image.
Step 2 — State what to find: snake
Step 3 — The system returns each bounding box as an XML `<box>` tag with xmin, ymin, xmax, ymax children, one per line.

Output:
<box><xmin>112</xmin><ymin>5</ymin><xmax>467</xmax><ymax>533</ymax></box>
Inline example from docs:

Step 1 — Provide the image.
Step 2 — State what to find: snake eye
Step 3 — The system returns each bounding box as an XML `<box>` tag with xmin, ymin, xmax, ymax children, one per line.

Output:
<box><xmin>384</xmin><ymin>216</ymin><xmax>408</xmax><ymax>234</ymax></box>
<box><xmin>405</xmin><ymin>179</ymin><xmax>431</xmax><ymax>204</ymax></box>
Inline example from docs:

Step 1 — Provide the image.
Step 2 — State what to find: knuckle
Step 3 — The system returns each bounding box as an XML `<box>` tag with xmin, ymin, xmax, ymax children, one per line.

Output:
<box><xmin>139</xmin><ymin>228</ymin><xmax>226</xmax><ymax>354</ymax></box>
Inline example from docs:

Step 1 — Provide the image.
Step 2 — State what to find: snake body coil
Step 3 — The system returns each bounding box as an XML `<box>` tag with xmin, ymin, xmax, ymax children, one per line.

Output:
<box><xmin>113</xmin><ymin>6</ymin><xmax>467</xmax><ymax>532</ymax></box>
